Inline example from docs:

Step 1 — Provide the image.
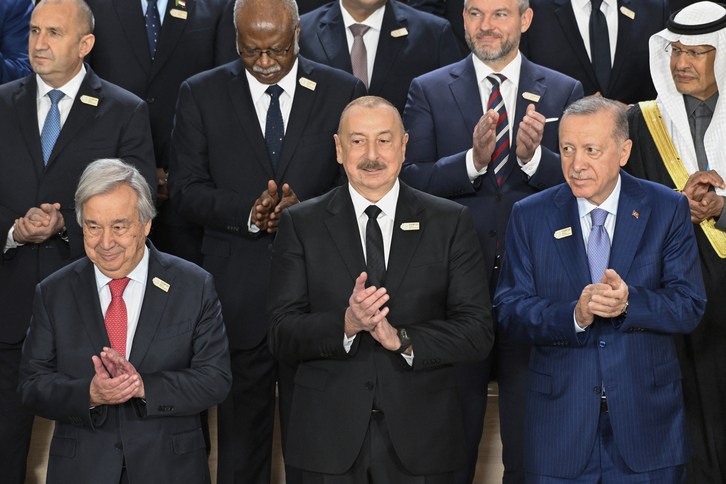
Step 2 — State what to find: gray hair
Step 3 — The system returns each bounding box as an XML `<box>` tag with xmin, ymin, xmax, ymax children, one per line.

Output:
<box><xmin>233</xmin><ymin>0</ymin><xmax>299</xmax><ymax>35</ymax></box>
<box><xmin>561</xmin><ymin>97</ymin><xmax>629</xmax><ymax>144</ymax></box>
<box><xmin>38</xmin><ymin>0</ymin><xmax>95</xmax><ymax>36</ymax></box>
<box><xmin>75</xmin><ymin>159</ymin><xmax>156</xmax><ymax>226</ymax></box>
<box><xmin>337</xmin><ymin>96</ymin><xmax>404</xmax><ymax>137</ymax></box>
<box><xmin>464</xmin><ymin>0</ymin><xmax>529</xmax><ymax>15</ymax></box>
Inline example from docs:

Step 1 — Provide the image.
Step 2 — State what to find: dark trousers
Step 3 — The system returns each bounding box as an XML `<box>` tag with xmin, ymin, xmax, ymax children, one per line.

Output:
<box><xmin>526</xmin><ymin>411</ymin><xmax>686</xmax><ymax>483</ymax></box>
<box><xmin>0</xmin><ymin>341</ymin><xmax>35</xmax><ymax>484</ymax></box>
<box><xmin>216</xmin><ymin>339</ymin><xmax>296</xmax><ymax>484</ymax></box>
<box><xmin>301</xmin><ymin>412</ymin><xmax>454</xmax><ymax>484</ymax></box>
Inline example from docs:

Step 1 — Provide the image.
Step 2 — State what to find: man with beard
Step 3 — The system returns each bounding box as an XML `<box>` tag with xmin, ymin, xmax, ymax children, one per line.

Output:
<box><xmin>400</xmin><ymin>0</ymin><xmax>582</xmax><ymax>482</ymax></box>
<box><xmin>168</xmin><ymin>0</ymin><xmax>365</xmax><ymax>481</ymax></box>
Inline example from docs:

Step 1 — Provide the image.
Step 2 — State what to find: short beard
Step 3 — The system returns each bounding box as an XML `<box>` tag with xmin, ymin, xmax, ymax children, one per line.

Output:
<box><xmin>466</xmin><ymin>30</ymin><xmax>519</xmax><ymax>64</ymax></box>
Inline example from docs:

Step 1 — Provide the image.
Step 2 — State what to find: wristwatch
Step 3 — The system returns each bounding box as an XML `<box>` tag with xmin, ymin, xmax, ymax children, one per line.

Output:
<box><xmin>619</xmin><ymin>299</ymin><xmax>629</xmax><ymax>318</ymax></box>
<box><xmin>396</xmin><ymin>328</ymin><xmax>412</xmax><ymax>353</ymax></box>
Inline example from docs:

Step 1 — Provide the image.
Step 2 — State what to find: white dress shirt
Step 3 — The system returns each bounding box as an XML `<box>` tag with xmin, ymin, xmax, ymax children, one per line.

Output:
<box><xmin>571</xmin><ymin>0</ymin><xmax>619</xmax><ymax>66</ymax></box>
<box><xmin>94</xmin><ymin>246</ymin><xmax>150</xmax><ymax>359</ymax></box>
<box><xmin>141</xmin><ymin>0</ymin><xmax>169</xmax><ymax>26</ymax></box>
<box><xmin>343</xmin><ymin>180</ymin><xmax>413</xmax><ymax>364</ymax></box>
<box><xmin>574</xmin><ymin>175</ymin><xmax>620</xmax><ymax>332</ymax></box>
<box><xmin>466</xmin><ymin>52</ymin><xmax>542</xmax><ymax>182</ymax></box>
<box><xmin>245</xmin><ymin>60</ymin><xmax>299</xmax><ymax>233</ymax></box>
<box><xmin>4</xmin><ymin>66</ymin><xmax>87</xmax><ymax>253</ymax></box>
<box><xmin>340</xmin><ymin>0</ymin><xmax>385</xmax><ymax>86</ymax></box>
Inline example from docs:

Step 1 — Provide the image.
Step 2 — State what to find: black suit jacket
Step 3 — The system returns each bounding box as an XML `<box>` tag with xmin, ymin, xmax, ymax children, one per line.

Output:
<box><xmin>168</xmin><ymin>56</ymin><xmax>366</xmax><ymax>349</ymax></box>
<box><xmin>267</xmin><ymin>182</ymin><xmax>494</xmax><ymax>475</ymax></box>
<box><xmin>86</xmin><ymin>0</ymin><xmax>238</xmax><ymax>168</ymax></box>
<box><xmin>19</xmin><ymin>243</ymin><xmax>232</xmax><ymax>483</ymax></box>
<box><xmin>299</xmin><ymin>0</ymin><xmax>463</xmax><ymax>113</ymax></box>
<box><xmin>520</xmin><ymin>0</ymin><xmax>669</xmax><ymax>104</ymax></box>
<box><xmin>407</xmin><ymin>0</ymin><xmax>468</xmax><ymax>57</ymax></box>
<box><xmin>0</xmin><ymin>67</ymin><xmax>157</xmax><ymax>344</ymax></box>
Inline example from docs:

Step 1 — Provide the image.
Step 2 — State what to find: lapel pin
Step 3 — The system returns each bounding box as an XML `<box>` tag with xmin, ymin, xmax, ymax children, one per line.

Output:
<box><xmin>545</xmin><ymin>117</ymin><xmax>559</xmax><ymax>123</ymax></box>
<box><xmin>80</xmin><ymin>95</ymin><xmax>99</xmax><ymax>106</ymax></box>
<box><xmin>171</xmin><ymin>8</ymin><xmax>187</xmax><ymax>19</ymax></box>
<box><xmin>400</xmin><ymin>222</ymin><xmax>419</xmax><ymax>231</ymax></box>
<box><xmin>299</xmin><ymin>77</ymin><xmax>317</xmax><ymax>91</ymax></box>
<box><xmin>632</xmin><ymin>210</ymin><xmax>639</xmax><ymax>219</ymax></box>
<box><xmin>153</xmin><ymin>277</ymin><xmax>170</xmax><ymax>292</ymax></box>
<box><xmin>391</xmin><ymin>28</ymin><xmax>408</xmax><ymax>38</ymax></box>
<box><xmin>176</xmin><ymin>0</ymin><xmax>186</xmax><ymax>7</ymax></box>
<box><xmin>522</xmin><ymin>92</ymin><xmax>540</xmax><ymax>102</ymax></box>
<box><xmin>620</xmin><ymin>6</ymin><xmax>635</xmax><ymax>19</ymax></box>
<box><xmin>554</xmin><ymin>227</ymin><xmax>573</xmax><ymax>239</ymax></box>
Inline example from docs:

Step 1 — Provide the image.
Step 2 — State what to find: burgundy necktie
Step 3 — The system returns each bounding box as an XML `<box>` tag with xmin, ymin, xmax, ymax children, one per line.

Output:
<box><xmin>105</xmin><ymin>277</ymin><xmax>131</xmax><ymax>357</ymax></box>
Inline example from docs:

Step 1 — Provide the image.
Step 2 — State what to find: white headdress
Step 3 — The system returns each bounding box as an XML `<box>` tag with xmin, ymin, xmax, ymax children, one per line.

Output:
<box><xmin>649</xmin><ymin>1</ymin><xmax>726</xmax><ymax>194</ymax></box>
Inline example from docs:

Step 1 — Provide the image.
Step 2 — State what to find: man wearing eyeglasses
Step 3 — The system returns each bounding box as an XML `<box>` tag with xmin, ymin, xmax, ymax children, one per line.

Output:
<box><xmin>168</xmin><ymin>0</ymin><xmax>366</xmax><ymax>482</ymax></box>
<box><xmin>624</xmin><ymin>2</ymin><xmax>726</xmax><ymax>482</ymax></box>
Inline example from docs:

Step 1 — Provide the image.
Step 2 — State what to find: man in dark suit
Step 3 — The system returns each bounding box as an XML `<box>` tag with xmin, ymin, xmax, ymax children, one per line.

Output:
<box><xmin>167</xmin><ymin>0</ymin><xmax>366</xmax><ymax>481</ymax></box>
<box><xmin>298</xmin><ymin>0</ymin><xmax>462</xmax><ymax>113</ymax></box>
<box><xmin>401</xmin><ymin>0</ymin><xmax>582</xmax><ymax>481</ymax></box>
<box><xmin>267</xmin><ymin>95</ymin><xmax>494</xmax><ymax>482</ymax></box>
<box><xmin>0</xmin><ymin>0</ymin><xmax>156</xmax><ymax>482</ymax></box>
<box><xmin>520</xmin><ymin>0</ymin><xmax>669</xmax><ymax>106</ymax></box>
<box><xmin>19</xmin><ymin>158</ymin><xmax>231</xmax><ymax>484</ymax></box>
<box><xmin>1</xmin><ymin>0</ymin><xmax>33</xmax><ymax>83</ymax></box>
<box><xmin>494</xmin><ymin>97</ymin><xmax>706</xmax><ymax>482</ymax></box>
<box><xmin>408</xmin><ymin>0</ymin><xmax>468</xmax><ymax>57</ymax></box>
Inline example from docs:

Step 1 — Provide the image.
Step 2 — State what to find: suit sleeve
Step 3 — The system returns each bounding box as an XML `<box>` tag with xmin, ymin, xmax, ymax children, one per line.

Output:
<box><xmin>118</xmin><ymin>99</ymin><xmax>159</xmax><ymax>202</ymax></box>
<box><xmin>140</xmin><ymin>273</ymin><xmax>232</xmax><ymax>418</ymax></box>
<box><xmin>0</xmin><ymin>0</ymin><xmax>33</xmax><ymax>84</ymax></box>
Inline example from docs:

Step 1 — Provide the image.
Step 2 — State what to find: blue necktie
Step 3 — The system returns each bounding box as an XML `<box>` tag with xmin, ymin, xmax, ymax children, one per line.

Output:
<box><xmin>589</xmin><ymin>0</ymin><xmax>611</xmax><ymax>94</ymax></box>
<box><xmin>486</xmin><ymin>74</ymin><xmax>510</xmax><ymax>186</ymax></box>
<box><xmin>587</xmin><ymin>208</ymin><xmax>610</xmax><ymax>284</ymax></box>
<box><xmin>145</xmin><ymin>0</ymin><xmax>161</xmax><ymax>59</ymax></box>
<box><xmin>40</xmin><ymin>89</ymin><xmax>65</xmax><ymax>165</ymax></box>
<box><xmin>265</xmin><ymin>85</ymin><xmax>284</xmax><ymax>173</ymax></box>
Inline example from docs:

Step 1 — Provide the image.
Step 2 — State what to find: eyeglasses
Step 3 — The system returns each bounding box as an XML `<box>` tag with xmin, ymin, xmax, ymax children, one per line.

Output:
<box><xmin>665</xmin><ymin>43</ymin><xmax>716</xmax><ymax>59</ymax></box>
<box><xmin>238</xmin><ymin>38</ymin><xmax>295</xmax><ymax>61</ymax></box>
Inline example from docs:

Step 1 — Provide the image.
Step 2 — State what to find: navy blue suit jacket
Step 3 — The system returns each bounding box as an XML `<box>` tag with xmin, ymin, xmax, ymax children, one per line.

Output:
<box><xmin>401</xmin><ymin>54</ymin><xmax>583</xmax><ymax>282</ymax></box>
<box><xmin>168</xmin><ymin>57</ymin><xmax>366</xmax><ymax>349</ymax></box>
<box><xmin>494</xmin><ymin>171</ymin><xmax>706</xmax><ymax>477</ymax></box>
<box><xmin>0</xmin><ymin>0</ymin><xmax>32</xmax><ymax>84</ymax></box>
<box><xmin>19</xmin><ymin>243</ymin><xmax>231</xmax><ymax>483</ymax></box>
<box><xmin>298</xmin><ymin>0</ymin><xmax>462</xmax><ymax>114</ymax></box>
<box><xmin>520</xmin><ymin>0</ymin><xmax>669</xmax><ymax>104</ymax></box>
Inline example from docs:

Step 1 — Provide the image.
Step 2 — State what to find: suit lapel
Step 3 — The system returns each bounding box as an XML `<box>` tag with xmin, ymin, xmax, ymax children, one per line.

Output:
<box><xmin>129</xmin><ymin>245</ymin><xmax>174</xmax><ymax>367</ymax></box>
<box><xmin>150</xmin><ymin>0</ymin><xmax>195</xmax><ymax>81</ymax></box>
<box><xmin>113</xmin><ymin>0</ymin><xmax>153</xmax><ymax>75</ymax></box>
<box><xmin>277</xmin><ymin>59</ymin><xmax>316</xmax><ymax>180</ymax></box>
<box><xmin>609</xmin><ymin>172</ymin><xmax>650</xmax><ymax>279</ymax></box>
<box><xmin>547</xmin><ymin>185</ymin><xmax>592</xmax><ymax>291</ymax></box>
<box><xmin>316</xmin><ymin>2</ymin><xmax>353</xmax><ymax>73</ymax></box>
<box><xmin>385</xmin><ymin>183</ymin><xmax>425</xmax><ymax>299</ymax></box>
<box><xmin>324</xmin><ymin>187</ymin><xmax>366</xmax><ymax>282</ymax></box>
<box><xmin>46</xmin><ymin>68</ymin><xmax>102</xmax><ymax>168</ymax></box>
<box><xmin>608</xmin><ymin>0</ymin><xmax>633</xmax><ymax>96</ymax></box>
<box><xmin>368</xmin><ymin>2</ymin><xmax>406</xmax><ymax>96</ymax></box>
<box><xmin>226</xmin><ymin>62</ymin><xmax>275</xmax><ymax>179</ymax></box>
<box><xmin>553</xmin><ymin>0</ymin><xmax>599</xmax><ymax>90</ymax></box>
<box><xmin>72</xmin><ymin>259</ymin><xmax>111</xmax><ymax>353</ymax></box>
<box><xmin>13</xmin><ymin>76</ymin><xmax>45</xmax><ymax>180</ymax></box>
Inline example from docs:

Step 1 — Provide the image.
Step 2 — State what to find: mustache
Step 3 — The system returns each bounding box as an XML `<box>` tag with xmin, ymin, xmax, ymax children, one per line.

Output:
<box><xmin>357</xmin><ymin>159</ymin><xmax>387</xmax><ymax>171</ymax></box>
<box><xmin>474</xmin><ymin>30</ymin><xmax>502</xmax><ymax>40</ymax></box>
<box><xmin>253</xmin><ymin>64</ymin><xmax>281</xmax><ymax>74</ymax></box>
<box><xmin>673</xmin><ymin>68</ymin><xmax>698</xmax><ymax>77</ymax></box>
<box><xmin>569</xmin><ymin>171</ymin><xmax>592</xmax><ymax>180</ymax></box>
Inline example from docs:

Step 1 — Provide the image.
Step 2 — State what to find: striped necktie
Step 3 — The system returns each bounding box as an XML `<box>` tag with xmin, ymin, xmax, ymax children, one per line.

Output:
<box><xmin>486</xmin><ymin>74</ymin><xmax>509</xmax><ymax>186</ymax></box>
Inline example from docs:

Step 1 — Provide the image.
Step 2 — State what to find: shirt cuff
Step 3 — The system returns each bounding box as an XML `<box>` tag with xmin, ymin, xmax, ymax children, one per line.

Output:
<box><xmin>402</xmin><ymin>349</ymin><xmax>414</xmax><ymax>366</ymax></box>
<box><xmin>573</xmin><ymin>308</ymin><xmax>586</xmax><ymax>333</ymax></box>
<box><xmin>343</xmin><ymin>333</ymin><xmax>356</xmax><ymax>353</ymax></box>
<box><xmin>4</xmin><ymin>225</ymin><xmax>23</xmax><ymax>253</ymax></box>
<box><xmin>517</xmin><ymin>145</ymin><xmax>542</xmax><ymax>177</ymax></box>
<box><xmin>466</xmin><ymin>148</ymin><xmax>489</xmax><ymax>182</ymax></box>
<box><xmin>247</xmin><ymin>207</ymin><xmax>260</xmax><ymax>234</ymax></box>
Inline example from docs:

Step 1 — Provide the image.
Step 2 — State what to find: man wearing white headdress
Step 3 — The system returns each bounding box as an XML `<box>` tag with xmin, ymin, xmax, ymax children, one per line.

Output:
<box><xmin>625</xmin><ymin>2</ymin><xmax>726</xmax><ymax>482</ymax></box>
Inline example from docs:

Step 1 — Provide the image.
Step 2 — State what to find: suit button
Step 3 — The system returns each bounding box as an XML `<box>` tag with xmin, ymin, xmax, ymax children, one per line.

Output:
<box><xmin>146</xmin><ymin>96</ymin><xmax>155</xmax><ymax>103</ymax></box>
<box><xmin>593</xmin><ymin>387</ymin><xmax>601</xmax><ymax>394</ymax></box>
<box><xmin>489</xmin><ymin>230</ymin><xmax>497</xmax><ymax>237</ymax></box>
<box><xmin>158</xmin><ymin>405</ymin><xmax>166</xmax><ymax>411</ymax></box>
<box><xmin>365</xmin><ymin>382</ymin><xmax>374</xmax><ymax>390</ymax></box>
<box><xmin>538</xmin><ymin>183</ymin><xmax>546</xmax><ymax>189</ymax></box>
<box><xmin>496</xmin><ymin>194</ymin><xmax>503</xmax><ymax>201</ymax></box>
<box><xmin>599</xmin><ymin>341</ymin><xmax>606</xmax><ymax>348</ymax></box>
<box><xmin>115</xmin><ymin>443</ymin><xmax>123</xmax><ymax>450</ymax></box>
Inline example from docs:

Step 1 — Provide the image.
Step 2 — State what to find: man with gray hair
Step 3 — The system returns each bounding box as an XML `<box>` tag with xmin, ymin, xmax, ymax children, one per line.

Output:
<box><xmin>495</xmin><ymin>96</ymin><xmax>706</xmax><ymax>483</ymax></box>
<box><xmin>19</xmin><ymin>158</ymin><xmax>231</xmax><ymax>484</ymax></box>
<box><xmin>625</xmin><ymin>2</ymin><xmax>726</xmax><ymax>481</ymax></box>
<box><xmin>168</xmin><ymin>0</ymin><xmax>365</xmax><ymax>481</ymax></box>
<box><xmin>0</xmin><ymin>0</ymin><xmax>156</xmax><ymax>481</ymax></box>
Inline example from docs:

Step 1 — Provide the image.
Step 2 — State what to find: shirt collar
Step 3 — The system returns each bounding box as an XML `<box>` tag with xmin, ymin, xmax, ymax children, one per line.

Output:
<box><xmin>245</xmin><ymin>58</ymin><xmax>299</xmax><ymax>105</ymax></box>
<box><xmin>349</xmin><ymin>178</ymin><xmax>400</xmax><ymax>220</ymax></box>
<box><xmin>684</xmin><ymin>91</ymin><xmax>719</xmax><ymax>117</ymax></box>
<box><xmin>340</xmin><ymin>0</ymin><xmax>386</xmax><ymax>32</ymax></box>
<box><xmin>472</xmin><ymin>51</ymin><xmax>522</xmax><ymax>89</ymax></box>
<box><xmin>36</xmin><ymin>64</ymin><xmax>87</xmax><ymax>102</ymax></box>
<box><xmin>571</xmin><ymin>0</ymin><xmax>613</xmax><ymax>12</ymax></box>
<box><xmin>94</xmin><ymin>245</ymin><xmax>150</xmax><ymax>293</ymax></box>
<box><xmin>576</xmin><ymin>174</ymin><xmax>622</xmax><ymax>219</ymax></box>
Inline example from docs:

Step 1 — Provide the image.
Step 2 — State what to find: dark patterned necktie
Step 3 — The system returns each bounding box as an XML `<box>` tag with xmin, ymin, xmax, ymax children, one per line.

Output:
<box><xmin>146</xmin><ymin>0</ymin><xmax>161</xmax><ymax>59</ymax></box>
<box><xmin>40</xmin><ymin>89</ymin><xmax>64</xmax><ymax>164</ymax></box>
<box><xmin>364</xmin><ymin>205</ymin><xmax>386</xmax><ymax>289</ymax></box>
<box><xmin>265</xmin><ymin>85</ymin><xmax>285</xmax><ymax>172</ymax></box>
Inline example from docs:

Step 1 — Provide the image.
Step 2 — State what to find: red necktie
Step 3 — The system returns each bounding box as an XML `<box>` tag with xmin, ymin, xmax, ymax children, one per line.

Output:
<box><xmin>105</xmin><ymin>277</ymin><xmax>131</xmax><ymax>357</ymax></box>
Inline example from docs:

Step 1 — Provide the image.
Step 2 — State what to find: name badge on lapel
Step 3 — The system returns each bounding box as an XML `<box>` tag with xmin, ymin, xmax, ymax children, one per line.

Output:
<box><xmin>522</xmin><ymin>92</ymin><xmax>540</xmax><ymax>103</ymax></box>
<box><xmin>80</xmin><ymin>95</ymin><xmax>99</xmax><ymax>106</ymax></box>
<box><xmin>153</xmin><ymin>277</ymin><xmax>170</xmax><ymax>292</ymax></box>
<box><xmin>299</xmin><ymin>77</ymin><xmax>316</xmax><ymax>91</ymax></box>
<box><xmin>400</xmin><ymin>222</ymin><xmax>419</xmax><ymax>231</ymax></box>
<box><xmin>554</xmin><ymin>227</ymin><xmax>572</xmax><ymax>239</ymax></box>
<box><xmin>170</xmin><ymin>8</ymin><xmax>187</xmax><ymax>19</ymax></box>
<box><xmin>391</xmin><ymin>28</ymin><xmax>408</xmax><ymax>38</ymax></box>
<box><xmin>620</xmin><ymin>6</ymin><xmax>635</xmax><ymax>19</ymax></box>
